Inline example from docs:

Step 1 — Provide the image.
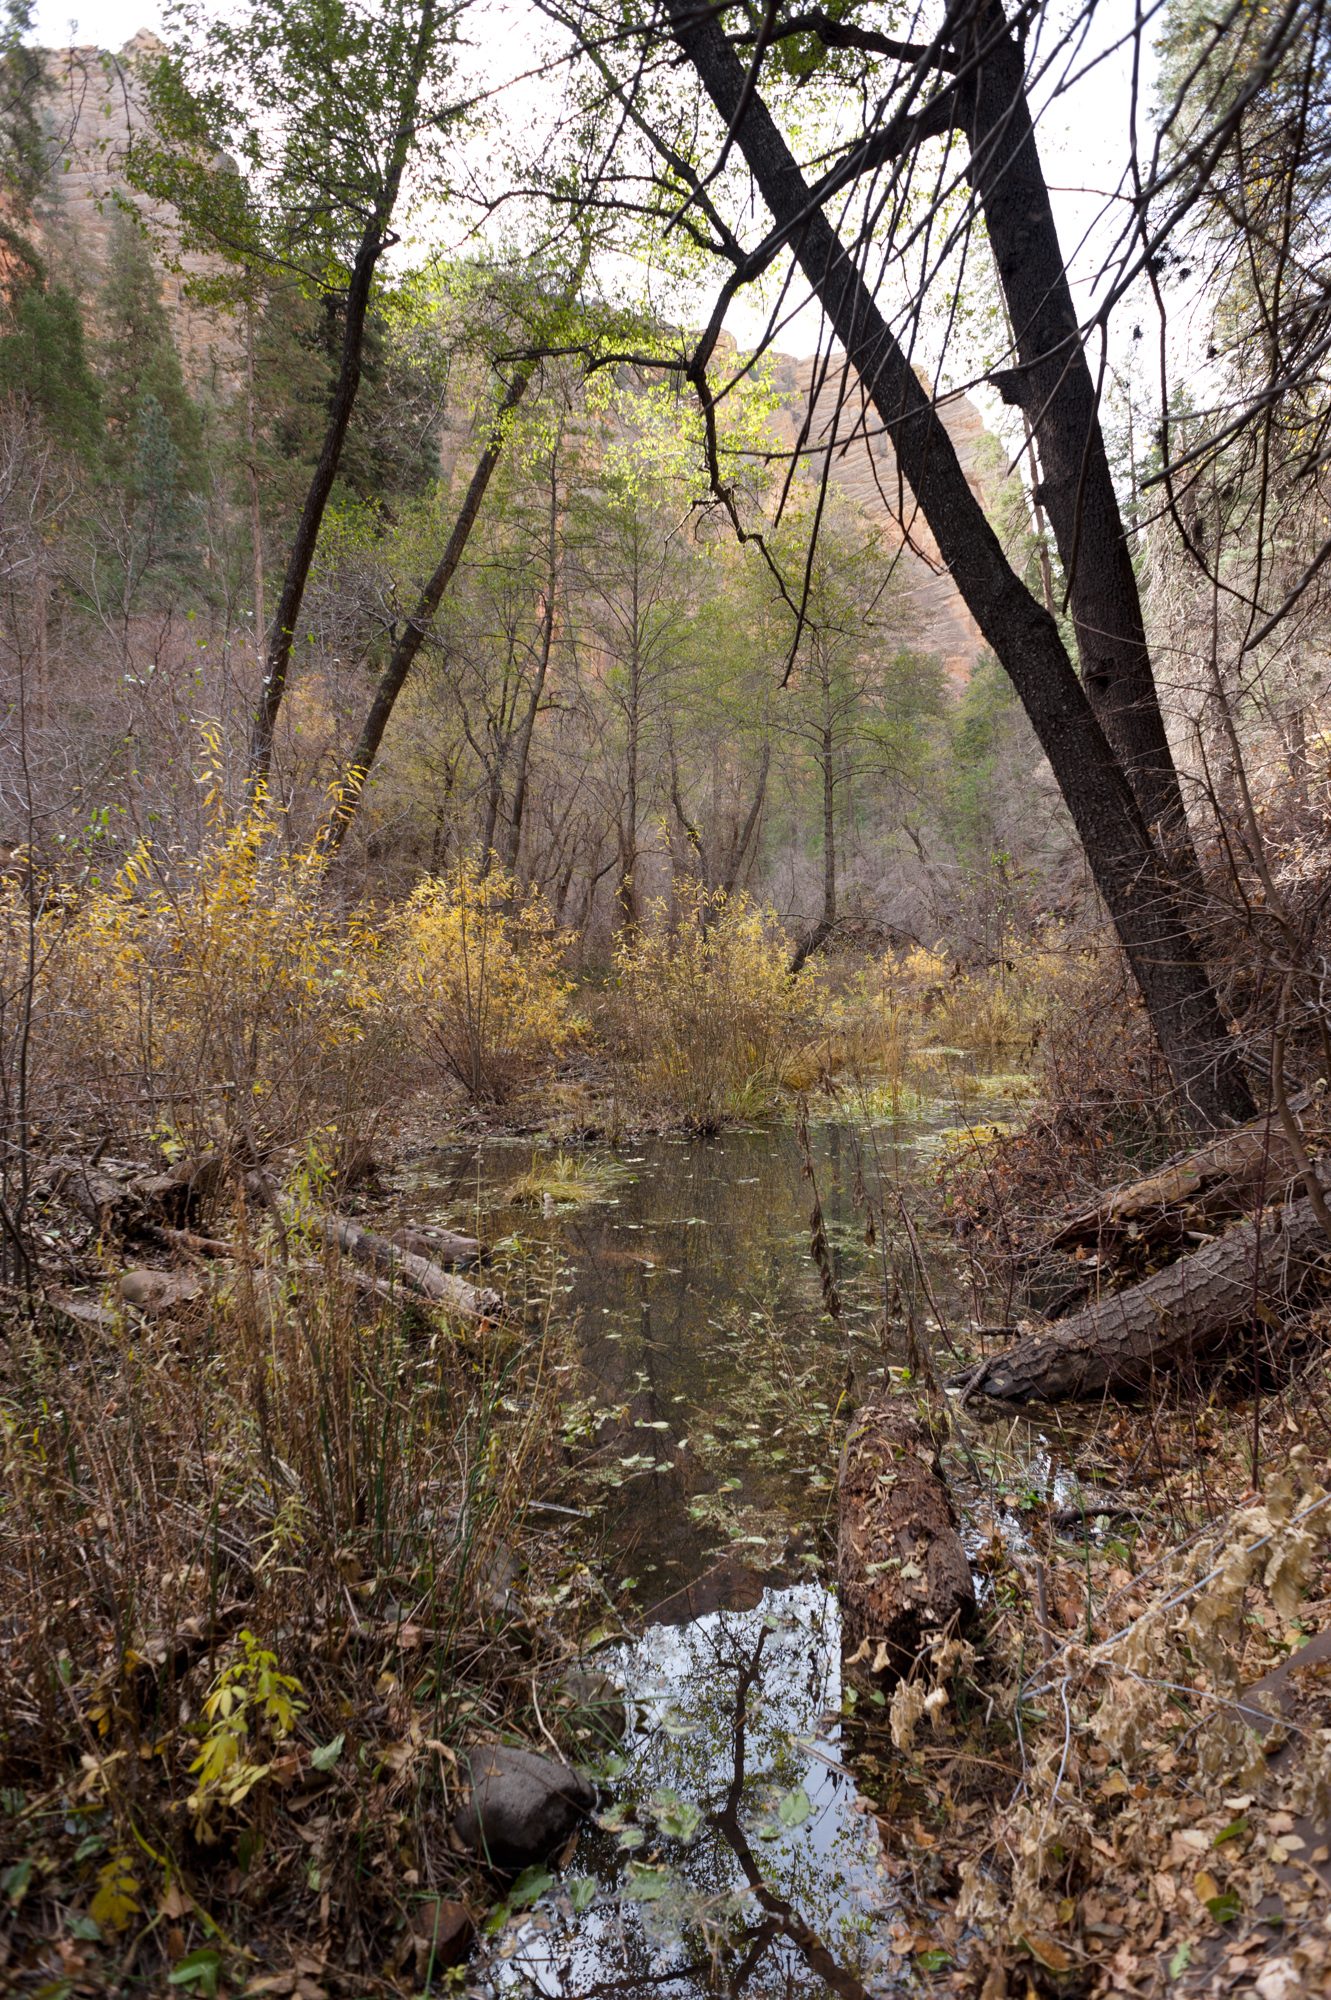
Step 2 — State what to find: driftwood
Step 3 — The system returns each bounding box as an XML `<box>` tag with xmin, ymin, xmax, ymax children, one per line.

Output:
<box><xmin>837</xmin><ymin>1401</ymin><xmax>975</xmax><ymax>1676</ymax></box>
<box><xmin>387</xmin><ymin>1222</ymin><xmax>484</xmax><ymax>1269</ymax></box>
<box><xmin>963</xmin><ymin>1177</ymin><xmax>1331</xmax><ymax>1405</ymax></box>
<box><xmin>314</xmin><ymin>1213</ymin><xmax>501</xmax><ymax>1320</ymax></box>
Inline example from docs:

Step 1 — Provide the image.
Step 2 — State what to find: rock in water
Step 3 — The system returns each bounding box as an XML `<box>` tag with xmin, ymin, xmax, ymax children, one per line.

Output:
<box><xmin>453</xmin><ymin>1746</ymin><xmax>595</xmax><ymax>1868</ymax></box>
<box><xmin>837</xmin><ymin>1401</ymin><xmax>975</xmax><ymax>1677</ymax></box>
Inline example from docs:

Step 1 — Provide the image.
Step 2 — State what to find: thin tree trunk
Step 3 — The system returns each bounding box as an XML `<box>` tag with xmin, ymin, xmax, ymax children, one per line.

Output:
<box><xmin>245</xmin><ymin>297</ymin><xmax>267</xmax><ymax>670</ymax></box>
<box><xmin>501</xmin><ymin>429</ymin><xmax>562</xmax><ymax>877</ymax></box>
<box><xmin>323</xmin><ymin>361</ymin><xmax>536</xmax><ymax>856</ymax></box>
<box><xmin>718</xmin><ymin>741</ymin><xmax>770</xmax><ymax>898</ymax></box>
<box><xmin>247</xmin><ymin>0</ymin><xmax>438</xmax><ymax>794</ymax></box>
<box><xmin>667</xmin><ymin>0</ymin><xmax>1253</xmax><ymax>1129</ymax></box>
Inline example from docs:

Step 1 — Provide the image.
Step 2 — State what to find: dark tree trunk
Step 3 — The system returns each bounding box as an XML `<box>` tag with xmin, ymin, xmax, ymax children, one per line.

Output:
<box><xmin>960</xmin><ymin>1177</ymin><xmax>1331</xmax><ymax>1404</ymax></box>
<box><xmin>961</xmin><ymin>0</ymin><xmax>1199</xmax><ymax>877</ymax></box>
<box><xmin>666</xmin><ymin>0</ymin><xmax>1253</xmax><ymax>1130</ymax></box>
<box><xmin>501</xmin><ymin>436</ymin><xmax>561</xmax><ymax>877</ymax></box>
<box><xmin>248</xmin><ymin>0</ymin><xmax>439</xmax><ymax>794</ymax></box>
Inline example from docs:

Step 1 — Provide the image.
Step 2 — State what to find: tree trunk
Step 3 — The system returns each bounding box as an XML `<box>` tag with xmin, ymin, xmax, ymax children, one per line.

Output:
<box><xmin>667</xmin><ymin>0</ymin><xmax>1253</xmax><ymax>1131</ymax></box>
<box><xmin>502</xmin><ymin>431</ymin><xmax>562</xmax><ymax>877</ymax></box>
<box><xmin>323</xmin><ymin>361</ymin><xmax>536</xmax><ymax>857</ymax></box>
<box><xmin>247</xmin><ymin>0</ymin><xmax>439</xmax><ymax>795</ymax></box>
<box><xmin>961</xmin><ymin>1182</ymin><xmax>1331</xmax><ymax>1404</ymax></box>
<box><xmin>717</xmin><ymin>742</ymin><xmax>771</xmax><ymax>898</ymax></box>
<box><xmin>962</xmin><ymin>0</ymin><xmax>1199</xmax><ymax>875</ymax></box>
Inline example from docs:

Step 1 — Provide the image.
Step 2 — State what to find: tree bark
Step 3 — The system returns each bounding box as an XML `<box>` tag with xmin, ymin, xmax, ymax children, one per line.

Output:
<box><xmin>961</xmin><ymin>1180</ymin><xmax>1331</xmax><ymax>1404</ymax></box>
<box><xmin>837</xmin><ymin>1400</ymin><xmax>975</xmax><ymax>1675</ymax></box>
<box><xmin>666</xmin><ymin>0</ymin><xmax>1253</xmax><ymax>1130</ymax></box>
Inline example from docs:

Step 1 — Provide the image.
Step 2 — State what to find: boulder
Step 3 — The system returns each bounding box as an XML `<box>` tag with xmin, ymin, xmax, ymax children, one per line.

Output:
<box><xmin>453</xmin><ymin>1745</ymin><xmax>594</xmax><ymax>1869</ymax></box>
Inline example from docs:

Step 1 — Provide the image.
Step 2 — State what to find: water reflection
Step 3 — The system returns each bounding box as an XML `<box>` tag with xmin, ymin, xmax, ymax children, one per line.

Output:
<box><xmin>471</xmin><ymin>1583</ymin><xmax>897</xmax><ymax>1999</ymax></box>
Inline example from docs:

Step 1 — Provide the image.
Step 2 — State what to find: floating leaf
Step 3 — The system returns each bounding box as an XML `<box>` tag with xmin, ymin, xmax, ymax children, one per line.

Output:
<box><xmin>616</xmin><ymin>1825</ymin><xmax>646</xmax><ymax>1850</ymax></box>
<box><xmin>568</xmin><ymin>1875</ymin><xmax>597</xmax><ymax>1913</ymax></box>
<box><xmin>508</xmin><ymin>1867</ymin><xmax>554</xmax><ymax>1911</ymax></box>
<box><xmin>310</xmin><ymin>1732</ymin><xmax>344</xmax><ymax>1772</ymax></box>
<box><xmin>777</xmin><ymin>1787</ymin><xmax>812</xmax><ymax>1829</ymax></box>
<box><xmin>624</xmin><ymin>1863</ymin><xmax>673</xmax><ymax>1902</ymax></box>
<box><xmin>650</xmin><ymin>1792</ymin><xmax>703</xmax><ymax>1843</ymax></box>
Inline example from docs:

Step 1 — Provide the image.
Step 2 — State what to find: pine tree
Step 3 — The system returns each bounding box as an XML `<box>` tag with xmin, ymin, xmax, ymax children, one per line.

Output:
<box><xmin>97</xmin><ymin>208</ymin><xmax>204</xmax><ymax>493</ymax></box>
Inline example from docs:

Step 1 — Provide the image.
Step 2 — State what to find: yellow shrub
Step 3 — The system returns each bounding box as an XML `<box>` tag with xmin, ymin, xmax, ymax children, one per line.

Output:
<box><xmin>612</xmin><ymin>884</ymin><xmax>804</xmax><ymax>1131</ymax></box>
<box><xmin>394</xmin><ymin>859</ymin><xmax>572</xmax><ymax>1103</ymax></box>
<box><xmin>11</xmin><ymin>812</ymin><xmax>391</xmax><ymax>1157</ymax></box>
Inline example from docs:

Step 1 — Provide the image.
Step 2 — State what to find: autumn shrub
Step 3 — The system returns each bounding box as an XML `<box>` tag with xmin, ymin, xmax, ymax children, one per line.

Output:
<box><xmin>611</xmin><ymin>883</ymin><xmax>807</xmax><ymax>1131</ymax></box>
<box><xmin>889</xmin><ymin>933</ymin><xmax>1080</xmax><ymax>1054</ymax></box>
<box><xmin>393</xmin><ymin>858</ymin><xmax>573</xmax><ymax>1103</ymax></box>
<box><xmin>10</xmin><ymin>809</ymin><xmax>395</xmax><ymax>1162</ymax></box>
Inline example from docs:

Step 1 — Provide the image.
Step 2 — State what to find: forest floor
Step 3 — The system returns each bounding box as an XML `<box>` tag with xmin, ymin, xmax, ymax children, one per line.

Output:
<box><xmin>3</xmin><ymin>969</ymin><xmax>1331</xmax><ymax>2000</ymax></box>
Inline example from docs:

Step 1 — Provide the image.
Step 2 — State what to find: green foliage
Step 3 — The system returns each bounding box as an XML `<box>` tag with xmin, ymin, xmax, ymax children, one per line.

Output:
<box><xmin>0</xmin><ymin>271</ymin><xmax>103</xmax><ymax>458</ymax></box>
<box><xmin>97</xmin><ymin>208</ymin><xmax>204</xmax><ymax>494</ymax></box>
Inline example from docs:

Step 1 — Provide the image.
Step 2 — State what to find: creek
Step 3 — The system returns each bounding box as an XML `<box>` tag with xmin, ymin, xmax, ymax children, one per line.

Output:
<box><xmin>387</xmin><ymin>1083</ymin><xmax>1030</xmax><ymax>1997</ymax></box>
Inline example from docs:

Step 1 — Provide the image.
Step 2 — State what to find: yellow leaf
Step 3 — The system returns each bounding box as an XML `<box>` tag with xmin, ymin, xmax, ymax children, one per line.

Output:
<box><xmin>90</xmin><ymin>1853</ymin><xmax>141</xmax><ymax>1934</ymax></box>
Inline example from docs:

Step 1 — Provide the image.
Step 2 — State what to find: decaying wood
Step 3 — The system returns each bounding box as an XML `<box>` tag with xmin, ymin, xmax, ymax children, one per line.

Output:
<box><xmin>837</xmin><ymin>1400</ymin><xmax>975</xmax><ymax>1676</ymax></box>
<box><xmin>963</xmin><ymin>1177</ymin><xmax>1331</xmax><ymax>1405</ymax></box>
<box><xmin>315</xmin><ymin>1213</ymin><xmax>501</xmax><ymax>1320</ymax></box>
<box><xmin>387</xmin><ymin>1222</ymin><xmax>484</xmax><ymax>1269</ymax></box>
<box><xmin>1047</xmin><ymin>1100</ymin><xmax>1314</xmax><ymax>1252</ymax></box>
<box><xmin>45</xmin><ymin>1153</ymin><xmax>225</xmax><ymax>1235</ymax></box>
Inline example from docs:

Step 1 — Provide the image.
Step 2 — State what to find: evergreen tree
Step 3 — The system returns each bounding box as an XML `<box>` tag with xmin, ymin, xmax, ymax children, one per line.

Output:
<box><xmin>97</xmin><ymin>208</ymin><xmax>204</xmax><ymax>494</ymax></box>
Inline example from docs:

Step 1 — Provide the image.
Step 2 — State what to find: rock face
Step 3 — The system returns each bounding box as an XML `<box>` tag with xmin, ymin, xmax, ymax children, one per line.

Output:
<box><xmin>453</xmin><ymin>1746</ymin><xmax>595</xmax><ymax>1869</ymax></box>
<box><xmin>32</xmin><ymin>33</ymin><xmax>239</xmax><ymax>385</ymax></box>
<box><xmin>837</xmin><ymin>1400</ymin><xmax>975</xmax><ymax>1677</ymax></box>
<box><xmin>766</xmin><ymin>350</ymin><xmax>998</xmax><ymax>687</ymax></box>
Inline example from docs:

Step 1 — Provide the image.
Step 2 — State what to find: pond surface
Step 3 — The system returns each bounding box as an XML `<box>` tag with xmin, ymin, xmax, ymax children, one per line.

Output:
<box><xmin>386</xmin><ymin>1084</ymin><xmax>1028</xmax><ymax>1997</ymax></box>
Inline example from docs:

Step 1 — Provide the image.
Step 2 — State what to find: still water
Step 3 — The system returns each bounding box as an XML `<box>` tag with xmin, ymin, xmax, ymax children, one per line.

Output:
<box><xmin>389</xmin><ymin>1093</ymin><xmax>1017</xmax><ymax>1997</ymax></box>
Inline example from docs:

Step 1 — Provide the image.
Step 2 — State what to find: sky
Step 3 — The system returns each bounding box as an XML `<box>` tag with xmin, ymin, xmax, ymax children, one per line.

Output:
<box><xmin>27</xmin><ymin>0</ymin><xmax>1165</xmax><ymax>397</ymax></box>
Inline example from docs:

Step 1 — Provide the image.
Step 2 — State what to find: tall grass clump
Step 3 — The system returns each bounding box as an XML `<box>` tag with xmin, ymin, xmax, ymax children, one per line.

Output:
<box><xmin>0</xmin><ymin>1183</ymin><xmax>571</xmax><ymax>1989</ymax></box>
<box><xmin>612</xmin><ymin>884</ymin><xmax>808</xmax><ymax>1131</ymax></box>
<box><xmin>394</xmin><ymin>857</ymin><xmax>574</xmax><ymax>1104</ymax></box>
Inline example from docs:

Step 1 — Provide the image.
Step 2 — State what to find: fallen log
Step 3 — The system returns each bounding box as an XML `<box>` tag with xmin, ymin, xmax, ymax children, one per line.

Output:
<box><xmin>315</xmin><ymin>1213</ymin><xmax>501</xmax><ymax>1321</ymax></box>
<box><xmin>837</xmin><ymin>1400</ymin><xmax>975</xmax><ymax>1676</ymax></box>
<box><xmin>1047</xmin><ymin>1098</ymin><xmax>1314</xmax><ymax>1252</ymax></box>
<box><xmin>962</xmin><ymin>1179</ymin><xmax>1331</xmax><ymax>1405</ymax></box>
<box><xmin>387</xmin><ymin>1222</ymin><xmax>484</xmax><ymax>1269</ymax></box>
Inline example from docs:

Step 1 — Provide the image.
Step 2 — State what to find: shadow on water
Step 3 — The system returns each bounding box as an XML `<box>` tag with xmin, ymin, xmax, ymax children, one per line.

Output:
<box><xmin>388</xmin><ymin>1091</ymin><xmax>1020</xmax><ymax>1997</ymax></box>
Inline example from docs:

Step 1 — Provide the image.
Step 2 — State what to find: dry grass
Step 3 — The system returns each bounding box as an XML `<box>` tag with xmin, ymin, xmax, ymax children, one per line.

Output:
<box><xmin>0</xmin><ymin>1197</ymin><xmax>579</xmax><ymax>1995</ymax></box>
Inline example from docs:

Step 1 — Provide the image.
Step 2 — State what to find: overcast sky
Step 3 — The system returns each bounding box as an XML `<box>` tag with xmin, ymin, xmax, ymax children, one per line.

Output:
<box><xmin>28</xmin><ymin>0</ymin><xmax>1164</xmax><ymax>397</ymax></box>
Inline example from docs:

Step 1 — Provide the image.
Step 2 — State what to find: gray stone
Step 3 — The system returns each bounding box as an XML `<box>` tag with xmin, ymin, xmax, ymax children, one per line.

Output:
<box><xmin>453</xmin><ymin>1745</ymin><xmax>594</xmax><ymax>1869</ymax></box>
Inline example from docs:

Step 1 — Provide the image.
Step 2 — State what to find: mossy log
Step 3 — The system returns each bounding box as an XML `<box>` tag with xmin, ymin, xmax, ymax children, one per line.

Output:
<box><xmin>837</xmin><ymin>1401</ymin><xmax>975</xmax><ymax>1676</ymax></box>
<box><xmin>963</xmin><ymin>1180</ymin><xmax>1331</xmax><ymax>1405</ymax></box>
